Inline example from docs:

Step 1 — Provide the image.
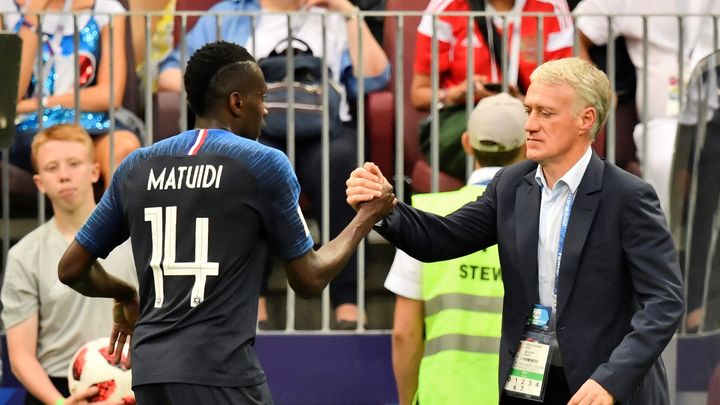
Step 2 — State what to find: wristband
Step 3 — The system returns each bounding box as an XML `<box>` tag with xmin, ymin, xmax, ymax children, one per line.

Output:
<box><xmin>20</xmin><ymin>19</ymin><xmax>37</xmax><ymax>33</ymax></box>
<box><xmin>438</xmin><ymin>88</ymin><xmax>448</xmax><ymax>108</ymax></box>
<box><xmin>55</xmin><ymin>398</ymin><xmax>65</xmax><ymax>405</ymax></box>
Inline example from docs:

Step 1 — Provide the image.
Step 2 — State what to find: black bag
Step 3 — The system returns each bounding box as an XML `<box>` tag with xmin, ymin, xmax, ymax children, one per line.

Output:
<box><xmin>258</xmin><ymin>38</ymin><xmax>344</xmax><ymax>140</ymax></box>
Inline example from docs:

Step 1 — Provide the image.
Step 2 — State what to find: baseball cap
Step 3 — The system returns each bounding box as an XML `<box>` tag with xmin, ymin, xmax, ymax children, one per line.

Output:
<box><xmin>467</xmin><ymin>93</ymin><xmax>527</xmax><ymax>153</ymax></box>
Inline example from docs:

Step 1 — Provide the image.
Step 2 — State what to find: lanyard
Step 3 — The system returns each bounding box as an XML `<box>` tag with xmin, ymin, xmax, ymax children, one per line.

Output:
<box><xmin>552</xmin><ymin>191</ymin><xmax>574</xmax><ymax>310</ymax></box>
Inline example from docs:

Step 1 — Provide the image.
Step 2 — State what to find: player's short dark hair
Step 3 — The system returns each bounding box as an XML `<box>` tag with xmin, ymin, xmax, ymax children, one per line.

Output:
<box><xmin>184</xmin><ymin>41</ymin><xmax>258</xmax><ymax>115</ymax></box>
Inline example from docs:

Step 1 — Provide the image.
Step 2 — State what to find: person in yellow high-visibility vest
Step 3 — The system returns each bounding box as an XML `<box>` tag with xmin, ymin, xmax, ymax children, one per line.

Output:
<box><xmin>385</xmin><ymin>93</ymin><xmax>527</xmax><ymax>405</ymax></box>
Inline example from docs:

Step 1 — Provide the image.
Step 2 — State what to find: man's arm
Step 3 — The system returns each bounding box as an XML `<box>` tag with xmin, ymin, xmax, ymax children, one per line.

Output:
<box><xmin>284</xmin><ymin>189</ymin><xmax>396</xmax><ymax>297</ymax></box>
<box><xmin>6</xmin><ymin>314</ymin><xmax>112</xmax><ymax>405</ymax></box>
<box><xmin>59</xmin><ymin>242</ymin><xmax>139</xmax><ymax>365</ymax></box>
<box><xmin>347</xmin><ymin>163</ymin><xmax>498</xmax><ymax>262</ymax></box>
<box><xmin>58</xmin><ymin>241</ymin><xmax>136</xmax><ymax>303</ymax></box>
<box><xmin>583</xmin><ymin>182</ymin><xmax>684</xmax><ymax>403</ymax></box>
<box><xmin>7</xmin><ymin>314</ymin><xmax>64</xmax><ymax>405</ymax></box>
<box><xmin>391</xmin><ymin>296</ymin><xmax>424</xmax><ymax>405</ymax></box>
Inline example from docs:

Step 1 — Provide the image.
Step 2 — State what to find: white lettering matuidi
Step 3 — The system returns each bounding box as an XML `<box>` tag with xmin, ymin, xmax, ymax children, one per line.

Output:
<box><xmin>144</xmin><ymin>206</ymin><xmax>219</xmax><ymax>308</ymax></box>
<box><xmin>147</xmin><ymin>165</ymin><xmax>224</xmax><ymax>191</ymax></box>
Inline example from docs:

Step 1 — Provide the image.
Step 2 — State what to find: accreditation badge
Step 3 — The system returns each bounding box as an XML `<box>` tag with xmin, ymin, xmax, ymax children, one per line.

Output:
<box><xmin>503</xmin><ymin>304</ymin><xmax>553</xmax><ymax>402</ymax></box>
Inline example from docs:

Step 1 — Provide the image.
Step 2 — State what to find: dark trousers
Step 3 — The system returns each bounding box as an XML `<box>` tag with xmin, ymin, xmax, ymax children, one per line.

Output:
<box><xmin>134</xmin><ymin>382</ymin><xmax>273</xmax><ymax>405</ymax></box>
<box><xmin>24</xmin><ymin>377</ymin><xmax>69</xmax><ymax>405</ymax></box>
<box><xmin>500</xmin><ymin>366</ymin><xmax>572</xmax><ymax>405</ymax></box>
<box><xmin>260</xmin><ymin>125</ymin><xmax>360</xmax><ymax>307</ymax></box>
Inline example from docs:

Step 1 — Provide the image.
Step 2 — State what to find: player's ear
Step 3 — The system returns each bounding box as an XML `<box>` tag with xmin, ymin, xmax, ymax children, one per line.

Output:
<box><xmin>228</xmin><ymin>92</ymin><xmax>243</xmax><ymax>116</ymax></box>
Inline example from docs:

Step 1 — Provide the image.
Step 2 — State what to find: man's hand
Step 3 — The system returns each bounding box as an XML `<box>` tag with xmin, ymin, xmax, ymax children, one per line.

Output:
<box><xmin>346</xmin><ymin>162</ymin><xmax>393</xmax><ymax>210</ymax></box>
<box><xmin>65</xmin><ymin>385</ymin><xmax>125</xmax><ymax>404</ymax></box>
<box><xmin>568</xmin><ymin>379</ymin><xmax>615</xmax><ymax>405</ymax></box>
<box><xmin>108</xmin><ymin>296</ymin><xmax>139</xmax><ymax>367</ymax></box>
<box><xmin>357</xmin><ymin>180</ymin><xmax>397</xmax><ymax>223</ymax></box>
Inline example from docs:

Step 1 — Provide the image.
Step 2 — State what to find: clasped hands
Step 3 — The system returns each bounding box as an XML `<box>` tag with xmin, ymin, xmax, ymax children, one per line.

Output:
<box><xmin>346</xmin><ymin>162</ymin><xmax>397</xmax><ymax>221</ymax></box>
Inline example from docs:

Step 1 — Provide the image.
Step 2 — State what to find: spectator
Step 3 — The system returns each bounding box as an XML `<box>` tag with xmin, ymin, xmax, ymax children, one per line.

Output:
<box><xmin>348</xmin><ymin>58</ymin><xmax>684</xmax><ymax>405</ymax></box>
<box><xmin>1</xmin><ymin>124</ymin><xmax>137</xmax><ymax>405</ymax></box>
<box><xmin>0</xmin><ymin>0</ymin><xmax>142</xmax><ymax>187</ymax></box>
<box><xmin>575</xmin><ymin>0</ymin><xmax>720</xmax><ymax>213</ymax></box>
<box><xmin>157</xmin><ymin>0</ymin><xmax>390</xmax><ymax>328</ymax></box>
<box><xmin>411</xmin><ymin>0</ymin><xmax>573</xmax><ymax>180</ymax></box>
<box><xmin>387</xmin><ymin>93</ymin><xmax>526</xmax><ymax>405</ymax></box>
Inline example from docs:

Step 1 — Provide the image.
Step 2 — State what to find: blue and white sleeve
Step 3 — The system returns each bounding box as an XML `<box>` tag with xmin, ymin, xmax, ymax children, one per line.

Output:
<box><xmin>75</xmin><ymin>164</ymin><xmax>130</xmax><ymax>259</ymax></box>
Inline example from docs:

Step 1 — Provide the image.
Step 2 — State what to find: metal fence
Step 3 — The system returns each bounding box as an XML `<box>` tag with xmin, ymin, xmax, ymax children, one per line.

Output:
<box><xmin>2</xmin><ymin>8</ymin><xmax>719</xmax><ymax>337</ymax></box>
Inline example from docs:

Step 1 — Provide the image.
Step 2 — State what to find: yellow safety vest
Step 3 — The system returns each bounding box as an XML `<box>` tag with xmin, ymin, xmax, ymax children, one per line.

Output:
<box><xmin>414</xmin><ymin>185</ymin><xmax>504</xmax><ymax>405</ymax></box>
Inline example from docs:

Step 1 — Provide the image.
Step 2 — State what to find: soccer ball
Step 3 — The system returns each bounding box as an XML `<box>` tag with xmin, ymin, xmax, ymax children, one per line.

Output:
<box><xmin>67</xmin><ymin>337</ymin><xmax>135</xmax><ymax>404</ymax></box>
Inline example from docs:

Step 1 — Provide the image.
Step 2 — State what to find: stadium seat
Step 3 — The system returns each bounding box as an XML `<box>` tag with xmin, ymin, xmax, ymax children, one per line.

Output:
<box><xmin>383</xmin><ymin>0</ymin><xmax>464</xmax><ymax>194</ymax></box>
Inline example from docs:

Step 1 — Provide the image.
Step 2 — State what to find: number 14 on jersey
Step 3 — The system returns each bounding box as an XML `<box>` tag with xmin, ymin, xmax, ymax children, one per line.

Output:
<box><xmin>144</xmin><ymin>206</ymin><xmax>219</xmax><ymax>308</ymax></box>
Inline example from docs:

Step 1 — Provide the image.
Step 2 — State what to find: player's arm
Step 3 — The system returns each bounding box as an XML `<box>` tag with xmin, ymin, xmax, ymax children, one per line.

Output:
<box><xmin>391</xmin><ymin>296</ymin><xmax>424</xmax><ymax>405</ymax></box>
<box><xmin>283</xmin><ymin>188</ymin><xmax>396</xmax><ymax>298</ymax></box>
<box><xmin>58</xmin><ymin>241</ymin><xmax>137</xmax><ymax>303</ymax></box>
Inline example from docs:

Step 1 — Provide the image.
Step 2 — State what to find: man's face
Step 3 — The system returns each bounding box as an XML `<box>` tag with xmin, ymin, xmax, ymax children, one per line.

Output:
<box><xmin>235</xmin><ymin>70</ymin><xmax>269</xmax><ymax>140</ymax></box>
<box><xmin>523</xmin><ymin>81</ymin><xmax>590</xmax><ymax>166</ymax></box>
<box><xmin>33</xmin><ymin>139</ymin><xmax>99</xmax><ymax>213</ymax></box>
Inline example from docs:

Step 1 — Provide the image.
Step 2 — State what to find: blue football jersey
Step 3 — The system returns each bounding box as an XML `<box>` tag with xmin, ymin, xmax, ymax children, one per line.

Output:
<box><xmin>76</xmin><ymin>128</ymin><xmax>314</xmax><ymax>387</ymax></box>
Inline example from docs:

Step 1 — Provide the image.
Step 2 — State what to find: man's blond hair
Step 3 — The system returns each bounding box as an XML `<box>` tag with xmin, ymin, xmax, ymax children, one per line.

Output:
<box><xmin>31</xmin><ymin>124</ymin><xmax>94</xmax><ymax>172</ymax></box>
<box><xmin>530</xmin><ymin>57</ymin><xmax>612</xmax><ymax>140</ymax></box>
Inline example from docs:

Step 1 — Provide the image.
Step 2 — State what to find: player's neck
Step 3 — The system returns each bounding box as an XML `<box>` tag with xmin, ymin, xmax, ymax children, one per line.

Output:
<box><xmin>194</xmin><ymin>118</ymin><xmax>231</xmax><ymax>133</ymax></box>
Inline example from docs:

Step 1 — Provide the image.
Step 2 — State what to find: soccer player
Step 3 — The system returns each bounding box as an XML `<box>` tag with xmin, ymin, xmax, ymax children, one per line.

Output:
<box><xmin>57</xmin><ymin>41</ymin><xmax>396</xmax><ymax>404</ymax></box>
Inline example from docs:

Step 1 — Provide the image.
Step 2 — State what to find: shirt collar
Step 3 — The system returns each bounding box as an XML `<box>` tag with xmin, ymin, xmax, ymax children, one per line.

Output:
<box><xmin>468</xmin><ymin>167</ymin><xmax>502</xmax><ymax>186</ymax></box>
<box><xmin>534</xmin><ymin>146</ymin><xmax>593</xmax><ymax>193</ymax></box>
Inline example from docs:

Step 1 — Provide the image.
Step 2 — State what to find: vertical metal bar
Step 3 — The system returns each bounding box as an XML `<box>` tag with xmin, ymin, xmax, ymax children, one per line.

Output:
<box><xmin>501</xmin><ymin>15</ymin><xmax>508</xmax><ymax>92</ymax></box>
<box><xmin>144</xmin><ymin>14</ymin><xmax>153</xmax><ymax>145</ymax></box>
<box><xmin>284</xmin><ymin>12</ymin><xmax>297</xmax><ymax>332</ymax></box>
<box><xmin>430</xmin><ymin>14</ymin><xmax>439</xmax><ymax>193</ymax></box>
<box><xmin>536</xmin><ymin>14</ymin><xmax>542</xmax><ymax>68</ymax></box>
<box><xmin>572</xmin><ymin>11</ymin><xmax>580</xmax><ymax>57</ymax></box>
<box><xmin>606</xmin><ymin>16</ymin><xmax>616</xmax><ymax>164</ymax></box>
<box><xmin>73</xmin><ymin>14</ymin><xmax>80</xmax><ymax>123</ymax></box>
<box><xmin>537</xmin><ymin>12</ymin><xmax>544</xmax><ymax>65</ymax></box>
<box><xmin>179</xmin><ymin>14</ymin><xmax>188</xmax><ymax>132</ymax></box>
<box><xmin>250</xmin><ymin>14</ymin><xmax>257</xmax><ymax>57</ymax></box>
<box><xmin>641</xmin><ymin>16</ymin><xmax>648</xmax><ymax>175</ymax></box>
<box><xmin>320</xmin><ymin>12</ymin><xmax>331</xmax><ymax>332</ymax></box>
<box><xmin>714</xmin><ymin>16</ymin><xmax>718</xmax><ymax>56</ymax></box>
<box><xmin>355</xmin><ymin>9</ymin><xmax>366</xmax><ymax>332</ymax></box>
<box><xmin>215</xmin><ymin>13</ymin><xmax>222</xmax><ymax>41</ymax></box>
<box><xmin>677</xmin><ymin>15</ymin><xmax>685</xmax><ymax>115</ymax></box>
<box><xmin>36</xmin><ymin>15</ymin><xmax>46</xmax><ymax>224</ymax></box>
<box><xmin>2</xmin><ymin>149</ymin><xmax>9</xmax><ymax>270</ymax></box>
<box><xmin>465</xmin><ymin>13</ymin><xmax>474</xmax><ymax>179</ymax></box>
<box><xmin>285</xmin><ymin>14</ymin><xmax>296</xmax><ymax>165</ymax></box>
<box><xmin>108</xmin><ymin>14</ymin><xmax>116</xmax><ymax>175</ymax></box>
<box><xmin>394</xmin><ymin>15</ymin><xmax>405</xmax><ymax>203</ymax></box>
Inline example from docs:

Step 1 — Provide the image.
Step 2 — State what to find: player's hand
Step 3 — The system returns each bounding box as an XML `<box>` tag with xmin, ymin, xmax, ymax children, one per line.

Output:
<box><xmin>568</xmin><ymin>379</ymin><xmax>615</xmax><ymax>405</ymax></box>
<box><xmin>346</xmin><ymin>162</ymin><xmax>391</xmax><ymax>210</ymax></box>
<box><xmin>65</xmin><ymin>386</ymin><xmax>125</xmax><ymax>404</ymax></box>
<box><xmin>108</xmin><ymin>295</ymin><xmax>139</xmax><ymax>367</ymax></box>
<box><xmin>357</xmin><ymin>178</ymin><xmax>397</xmax><ymax>223</ymax></box>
